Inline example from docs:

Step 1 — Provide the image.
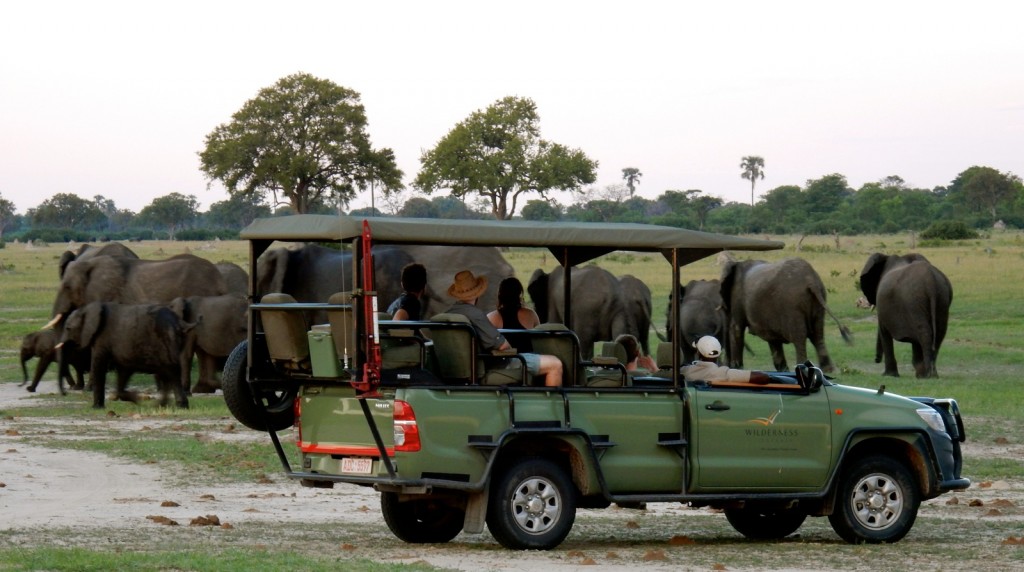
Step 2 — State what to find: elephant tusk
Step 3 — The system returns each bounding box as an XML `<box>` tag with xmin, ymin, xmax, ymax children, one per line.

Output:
<box><xmin>55</xmin><ymin>342</ymin><xmax>64</xmax><ymax>350</ymax></box>
<box><xmin>42</xmin><ymin>314</ymin><xmax>63</xmax><ymax>330</ymax></box>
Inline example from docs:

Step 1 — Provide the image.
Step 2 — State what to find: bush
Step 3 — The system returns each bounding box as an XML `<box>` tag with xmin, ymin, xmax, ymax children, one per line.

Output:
<box><xmin>921</xmin><ymin>220</ymin><xmax>978</xmax><ymax>240</ymax></box>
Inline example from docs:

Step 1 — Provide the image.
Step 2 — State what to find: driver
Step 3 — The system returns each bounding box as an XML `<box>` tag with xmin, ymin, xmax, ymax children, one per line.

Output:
<box><xmin>681</xmin><ymin>336</ymin><xmax>770</xmax><ymax>384</ymax></box>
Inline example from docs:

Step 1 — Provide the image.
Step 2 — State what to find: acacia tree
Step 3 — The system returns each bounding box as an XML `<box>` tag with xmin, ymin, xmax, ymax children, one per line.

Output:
<box><xmin>199</xmin><ymin>72</ymin><xmax>399</xmax><ymax>214</ymax></box>
<box><xmin>740</xmin><ymin>155</ymin><xmax>766</xmax><ymax>207</ymax></box>
<box><xmin>414</xmin><ymin>96</ymin><xmax>597</xmax><ymax>220</ymax></box>
<box><xmin>622</xmin><ymin>167</ymin><xmax>642</xmax><ymax>197</ymax></box>
<box><xmin>30</xmin><ymin>193</ymin><xmax>106</xmax><ymax>230</ymax></box>
<box><xmin>138</xmin><ymin>193</ymin><xmax>198</xmax><ymax>240</ymax></box>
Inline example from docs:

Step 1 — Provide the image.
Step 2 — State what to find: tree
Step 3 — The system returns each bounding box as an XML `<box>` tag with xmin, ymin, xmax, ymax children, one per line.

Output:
<box><xmin>958</xmin><ymin>167</ymin><xmax>1016</xmax><ymax>221</ymax></box>
<box><xmin>521</xmin><ymin>199</ymin><xmax>562</xmax><ymax>221</ymax></box>
<box><xmin>740</xmin><ymin>156</ymin><xmax>766</xmax><ymax>207</ymax></box>
<box><xmin>0</xmin><ymin>193</ymin><xmax>15</xmax><ymax>240</ymax></box>
<box><xmin>30</xmin><ymin>193</ymin><xmax>106</xmax><ymax>231</ymax></box>
<box><xmin>363</xmin><ymin>147</ymin><xmax>405</xmax><ymax>213</ymax></box>
<box><xmin>207</xmin><ymin>193</ymin><xmax>272</xmax><ymax>230</ymax></box>
<box><xmin>414</xmin><ymin>96</ymin><xmax>597</xmax><ymax>220</ymax></box>
<box><xmin>138</xmin><ymin>193</ymin><xmax>199</xmax><ymax>239</ymax></box>
<box><xmin>199</xmin><ymin>72</ymin><xmax>397</xmax><ymax>214</ymax></box>
<box><xmin>398</xmin><ymin>197</ymin><xmax>438</xmax><ymax>218</ymax></box>
<box><xmin>622</xmin><ymin>167</ymin><xmax>642</xmax><ymax>197</ymax></box>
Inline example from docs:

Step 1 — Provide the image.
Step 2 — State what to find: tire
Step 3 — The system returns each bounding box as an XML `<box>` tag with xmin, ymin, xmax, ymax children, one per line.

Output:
<box><xmin>828</xmin><ymin>455</ymin><xmax>920</xmax><ymax>543</ymax></box>
<box><xmin>725</xmin><ymin>507</ymin><xmax>807</xmax><ymax>540</ymax></box>
<box><xmin>380</xmin><ymin>492</ymin><xmax>465</xmax><ymax>543</ymax></box>
<box><xmin>222</xmin><ymin>341</ymin><xmax>296</xmax><ymax>432</ymax></box>
<box><xmin>486</xmin><ymin>457</ymin><xmax>576</xmax><ymax>550</ymax></box>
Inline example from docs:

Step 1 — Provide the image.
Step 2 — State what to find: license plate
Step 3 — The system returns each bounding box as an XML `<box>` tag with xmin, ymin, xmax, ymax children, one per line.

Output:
<box><xmin>341</xmin><ymin>457</ymin><xmax>373</xmax><ymax>474</ymax></box>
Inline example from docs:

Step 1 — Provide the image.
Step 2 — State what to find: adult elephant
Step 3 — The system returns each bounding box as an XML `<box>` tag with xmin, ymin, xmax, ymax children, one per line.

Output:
<box><xmin>48</xmin><ymin>253</ymin><xmax>229</xmax><ymax>328</ymax></box>
<box><xmin>170</xmin><ymin>294</ymin><xmax>248</xmax><ymax>394</ymax></box>
<box><xmin>667</xmin><ymin>279</ymin><xmax>728</xmax><ymax>364</ymax></box>
<box><xmin>528</xmin><ymin>266</ymin><xmax>637</xmax><ymax>359</ymax></box>
<box><xmin>215</xmin><ymin>262</ymin><xmax>249</xmax><ymax>296</ymax></box>
<box><xmin>59</xmin><ymin>302</ymin><xmax>193</xmax><ymax>409</ymax></box>
<box><xmin>859</xmin><ymin>253</ymin><xmax>952</xmax><ymax>378</ymax></box>
<box><xmin>256</xmin><ymin>243</ymin><xmax>512</xmax><ymax>322</ymax></box>
<box><xmin>58</xmin><ymin>243</ymin><xmax>138</xmax><ymax>279</ymax></box>
<box><xmin>720</xmin><ymin>258</ymin><xmax>852</xmax><ymax>373</ymax></box>
<box><xmin>619</xmin><ymin>275</ymin><xmax>653</xmax><ymax>355</ymax></box>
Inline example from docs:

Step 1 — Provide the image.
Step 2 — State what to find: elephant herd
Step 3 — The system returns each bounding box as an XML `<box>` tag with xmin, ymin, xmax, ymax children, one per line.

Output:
<box><xmin>20</xmin><ymin>242</ymin><xmax>954</xmax><ymax>408</ymax></box>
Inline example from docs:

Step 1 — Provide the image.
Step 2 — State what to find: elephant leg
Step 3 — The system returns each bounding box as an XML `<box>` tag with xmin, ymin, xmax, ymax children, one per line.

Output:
<box><xmin>92</xmin><ymin>367</ymin><xmax>108</xmax><ymax>409</ymax></box>
<box><xmin>115</xmin><ymin>370</ymin><xmax>139</xmax><ymax>404</ymax></box>
<box><xmin>192</xmin><ymin>353</ymin><xmax>218</xmax><ymax>394</ymax></box>
<box><xmin>879</xmin><ymin>329</ymin><xmax>900</xmax><ymax>377</ymax></box>
<box><xmin>728</xmin><ymin>326</ymin><xmax>745</xmax><ymax>369</ymax></box>
<box><xmin>874</xmin><ymin>329</ymin><xmax>883</xmax><ymax>363</ymax></box>
<box><xmin>910</xmin><ymin>342</ymin><xmax>934</xmax><ymax>378</ymax></box>
<box><xmin>811</xmin><ymin>338</ymin><xmax>835</xmax><ymax>373</ymax></box>
<box><xmin>166</xmin><ymin>370</ymin><xmax>189</xmax><ymax>409</ymax></box>
<box><xmin>768</xmin><ymin>341</ymin><xmax>788</xmax><ymax>372</ymax></box>
<box><xmin>27</xmin><ymin>356</ymin><xmax>52</xmax><ymax>392</ymax></box>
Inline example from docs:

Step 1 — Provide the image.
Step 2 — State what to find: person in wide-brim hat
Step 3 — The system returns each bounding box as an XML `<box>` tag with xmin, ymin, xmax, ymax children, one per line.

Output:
<box><xmin>448</xmin><ymin>270</ymin><xmax>488</xmax><ymax>302</ymax></box>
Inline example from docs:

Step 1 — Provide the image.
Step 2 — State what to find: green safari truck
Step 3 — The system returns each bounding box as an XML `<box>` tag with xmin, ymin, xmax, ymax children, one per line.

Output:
<box><xmin>222</xmin><ymin>215</ymin><xmax>969</xmax><ymax>550</ymax></box>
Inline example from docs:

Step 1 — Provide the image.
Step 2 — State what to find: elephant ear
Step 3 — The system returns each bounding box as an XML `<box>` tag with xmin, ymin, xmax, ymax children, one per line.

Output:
<box><xmin>527</xmin><ymin>269</ymin><xmax>549</xmax><ymax>321</ymax></box>
<box><xmin>256</xmin><ymin>248</ymin><xmax>292</xmax><ymax>296</ymax></box>
<box><xmin>719</xmin><ymin>261</ymin><xmax>738</xmax><ymax>313</ymax></box>
<box><xmin>58</xmin><ymin>251</ymin><xmax>77</xmax><ymax>279</ymax></box>
<box><xmin>859</xmin><ymin>253</ymin><xmax>887</xmax><ymax>305</ymax></box>
<box><xmin>80</xmin><ymin>303</ymin><xmax>106</xmax><ymax>347</ymax></box>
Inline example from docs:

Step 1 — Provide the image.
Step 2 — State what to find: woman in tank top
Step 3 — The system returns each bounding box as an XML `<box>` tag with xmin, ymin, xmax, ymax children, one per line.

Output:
<box><xmin>487</xmin><ymin>277</ymin><xmax>539</xmax><ymax>352</ymax></box>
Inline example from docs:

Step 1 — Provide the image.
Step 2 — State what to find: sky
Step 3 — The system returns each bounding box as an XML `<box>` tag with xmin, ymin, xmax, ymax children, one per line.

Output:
<box><xmin>2</xmin><ymin>1</ymin><xmax>1022</xmax><ymax>216</ymax></box>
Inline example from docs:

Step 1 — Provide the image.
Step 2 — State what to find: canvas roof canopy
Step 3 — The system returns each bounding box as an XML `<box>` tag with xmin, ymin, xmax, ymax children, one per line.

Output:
<box><xmin>240</xmin><ymin>214</ymin><xmax>784</xmax><ymax>267</ymax></box>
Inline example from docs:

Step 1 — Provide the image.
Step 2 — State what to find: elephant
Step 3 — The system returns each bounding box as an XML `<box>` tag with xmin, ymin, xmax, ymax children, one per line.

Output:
<box><xmin>19</xmin><ymin>329</ymin><xmax>86</xmax><ymax>393</ymax></box>
<box><xmin>170</xmin><ymin>294</ymin><xmax>248</xmax><ymax>394</ymax></box>
<box><xmin>58</xmin><ymin>243</ymin><xmax>138</xmax><ymax>279</ymax></box>
<box><xmin>859</xmin><ymin>253</ymin><xmax>952</xmax><ymax>378</ymax></box>
<box><xmin>256</xmin><ymin>243</ymin><xmax>513</xmax><ymax>324</ymax></box>
<box><xmin>667</xmin><ymin>279</ymin><xmax>729</xmax><ymax>364</ymax></box>
<box><xmin>59</xmin><ymin>301</ymin><xmax>193</xmax><ymax>409</ymax></box>
<box><xmin>527</xmin><ymin>266</ymin><xmax>638</xmax><ymax>359</ymax></box>
<box><xmin>48</xmin><ymin>253</ymin><xmax>229</xmax><ymax>329</ymax></box>
<box><xmin>215</xmin><ymin>261</ymin><xmax>249</xmax><ymax>296</ymax></box>
<box><xmin>618</xmin><ymin>275</ymin><xmax>653</xmax><ymax>355</ymax></box>
<box><xmin>720</xmin><ymin>257</ymin><xmax>852</xmax><ymax>373</ymax></box>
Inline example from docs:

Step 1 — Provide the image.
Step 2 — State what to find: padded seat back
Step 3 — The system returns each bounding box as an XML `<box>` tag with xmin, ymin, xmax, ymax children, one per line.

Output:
<box><xmin>261</xmin><ymin>292</ymin><xmax>310</xmax><ymax>371</ymax></box>
<box><xmin>531</xmin><ymin>323</ymin><xmax>584</xmax><ymax>387</ymax></box>
<box><xmin>586</xmin><ymin>340</ymin><xmax>628</xmax><ymax>387</ymax></box>
<box><xmin>428</xmin><ymin>313</ymin><xmax>475</xmax><ymax>382</ymax></box>
<box><xmin>656</xmin><ymin>342</ymin><xmax>682</xmax><ymax>370</ymax></box>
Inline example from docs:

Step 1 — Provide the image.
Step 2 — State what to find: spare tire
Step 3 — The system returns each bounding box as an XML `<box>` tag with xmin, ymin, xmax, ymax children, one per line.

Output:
<box><xmin>222</xmin><ymin>341</ymin><xmax>296</xmax><ymax>432</ymax></box>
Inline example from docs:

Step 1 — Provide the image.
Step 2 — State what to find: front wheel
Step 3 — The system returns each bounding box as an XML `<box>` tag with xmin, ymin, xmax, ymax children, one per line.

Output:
<box><xmin>828</xmin><ymin>455</ymin><xmax>920</xmax><ymax>543</ymax></box>
<box><xmin>486</xmin><ymin>457</ymin><xmax>576</xmax><ymax>550</ymax></box>
<box><xmin>380</xmin><ymin>492</ymin><xmax>465</xmax><ymax>543</ymax></box>
<box><xmin>222</xmin><ymin>341</ymin><xmax>296</xmax><ymax>432</ymax></box>
<box><xmin>725</xmin><ymin>506</ymin><xmax>807</xmax><ymax>540</ymax></box>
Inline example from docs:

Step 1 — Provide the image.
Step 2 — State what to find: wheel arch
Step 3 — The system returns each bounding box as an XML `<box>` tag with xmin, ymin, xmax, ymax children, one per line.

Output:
<box><xmin>832</xmin><ymin>432</ymin><xmax>937</xmax><ymax>507</ymax></box>
<box><xmin>490</xmin><ymin>435</ymin><xmax>591</xmax><ymax>496</ymax></box>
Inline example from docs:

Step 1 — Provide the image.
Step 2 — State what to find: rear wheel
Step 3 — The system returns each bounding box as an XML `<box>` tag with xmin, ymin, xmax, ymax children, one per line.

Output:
<box><xmin>829</xmin><ymin>455</ymin><xmax>920</xmax><ymax>543</ymax></box>
<box><xmin>380</xmin><ymin>492</ymin><xmax>465</xmax><ymax>543</ymax></box>
<box><xmin>725</xmin><ymin>506</ymin><xmax>807</xmax><ymax>540</ymax></box>
<box><xmin>486</xmin><ymin>457</ymin><xmax>576</xmax><ymax>550</ymax></box>
<box><xmin>222</xmin><ymin>341</ymin><xmax>296</xmax><ymax>432</ymax></box>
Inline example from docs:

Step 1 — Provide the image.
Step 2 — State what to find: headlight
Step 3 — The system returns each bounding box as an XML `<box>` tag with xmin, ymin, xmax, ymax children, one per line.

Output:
<box><xmin>917</xmin><ymin>408</ymin><xmax>946</xmax><ymax>433</ymax></box>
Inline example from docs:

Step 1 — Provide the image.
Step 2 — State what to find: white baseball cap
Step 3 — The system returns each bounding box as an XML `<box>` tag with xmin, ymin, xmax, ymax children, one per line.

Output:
<box><xmin>694</xmin><ymin>336</ymin><xmax>722</xmax><ymax>359</ymax></box>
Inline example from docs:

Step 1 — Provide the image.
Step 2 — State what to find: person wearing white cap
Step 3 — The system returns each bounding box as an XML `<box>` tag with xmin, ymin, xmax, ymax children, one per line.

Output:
<box><xmin>681</xmin><ymin>335</ymin><xmax>770</xmax><ymax>384</ymax></box>
<box><xmin>445</xmin><ymin>270</ymin><xmax>563</xmax><ymax>387</ymax></box>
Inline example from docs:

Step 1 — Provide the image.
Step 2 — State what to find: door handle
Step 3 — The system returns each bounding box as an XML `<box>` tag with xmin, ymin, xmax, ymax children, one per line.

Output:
<box><xmin>705</xmin><ymin>401</ymin><xmax>730</xmax><ymax>411</ymax></box>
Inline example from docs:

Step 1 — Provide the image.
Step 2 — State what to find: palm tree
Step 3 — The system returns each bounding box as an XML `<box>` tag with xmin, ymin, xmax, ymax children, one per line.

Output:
<box><xmin>740</xmin><ymin>156</ymin><xmax>766</xmax><ymax>207</ymax></box>
<box><xmin>622</xmin><ymin>167</ymin><xmax>642</xmax><ymax>198</ymax></box>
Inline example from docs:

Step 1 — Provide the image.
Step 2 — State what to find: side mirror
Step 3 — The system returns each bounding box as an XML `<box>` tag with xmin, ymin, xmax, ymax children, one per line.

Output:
<box><xmin>795</xmin><ymin>361</ymin><xmax>824</xmax><ymax>392</ymax></box>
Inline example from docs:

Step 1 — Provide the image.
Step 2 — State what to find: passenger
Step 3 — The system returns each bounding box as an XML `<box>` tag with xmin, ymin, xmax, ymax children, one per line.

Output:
<box><xmin>387</xmin><ymin>263</ymin><xmax>427</xmax><ymax>321</ymax></box>
<box><xmin>681</xmin><ymin>336</ymin><xmax>770</xmax><ymax>384</ymax></box>
<box><xmin>615</xmin><ymin>334</ymin><xmax>658</xmax><ymax>373</ymax></box>
<box><xmin>487</xmin><ymin>277</ymin><xmax>538</xmax><ymax>353</ymax></box>
<box><xmin>446</xmin><ymin>270</ymin><xmax>563</xmax><ymax>387</ymax></box>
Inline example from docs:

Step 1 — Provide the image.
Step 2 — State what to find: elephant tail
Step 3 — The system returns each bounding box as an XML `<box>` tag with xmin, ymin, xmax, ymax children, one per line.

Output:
<box><xmin>652</xmin><ymin>323</ymin><xmax>667</xmax><ymax>343</ymax></box>
<box><xmin>813</xmin><ymin>287</ymin><xmax>854</xmax><ymax>346</ymax></box>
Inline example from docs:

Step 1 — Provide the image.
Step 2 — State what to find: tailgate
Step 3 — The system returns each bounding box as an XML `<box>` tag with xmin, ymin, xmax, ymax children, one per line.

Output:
<box><xmin>297</xmin><ymin>385</ymin><xmax>395</xmax><ymax>477</ymax></box>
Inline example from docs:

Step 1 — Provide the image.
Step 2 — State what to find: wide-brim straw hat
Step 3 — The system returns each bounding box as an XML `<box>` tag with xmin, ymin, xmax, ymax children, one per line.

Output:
<box><xmin>448</xmin><ymin>270</ymin><xmax>488</xmax><ymax>301</ymax></box>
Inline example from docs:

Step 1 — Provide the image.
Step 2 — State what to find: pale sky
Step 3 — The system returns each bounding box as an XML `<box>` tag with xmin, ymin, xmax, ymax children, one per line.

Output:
<box><xmin>2</xmin><ymin>1</ymin><xmax>1022</xmax><ymax>215</ymax></box>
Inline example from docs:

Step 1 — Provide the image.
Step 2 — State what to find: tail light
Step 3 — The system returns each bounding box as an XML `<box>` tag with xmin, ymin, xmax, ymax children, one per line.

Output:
<box><xmin>393</xmin><ymin>400</ymin><xmax>420</xmax><ymax>452</ymax></box>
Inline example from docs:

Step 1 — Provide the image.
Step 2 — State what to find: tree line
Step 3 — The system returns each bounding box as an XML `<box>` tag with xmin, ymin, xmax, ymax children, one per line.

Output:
<box><xmin>1</xmin><ymin>72</ymin><xmax>1021</xmax><ymax>242</ymax></box>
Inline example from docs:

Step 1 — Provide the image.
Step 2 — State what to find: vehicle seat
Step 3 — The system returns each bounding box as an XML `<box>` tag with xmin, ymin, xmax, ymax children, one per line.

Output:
<box><xmin>428</xmin><ymin>313</ymin><xmax>476</xmax><ymax>383</ymax></box>
<box><xmin>656</xmin><ymin>342</ymin><xmax>682</xmax><ymax>371</ymax></box>
<box><xmin>531</xmin><ymin>323</ymin><xmax>584</xmax><ymax>387</ymax></box>
<box><xmin>260</xmin><ymin>292</ymin><xmax>311</xmax><ymax>372</ymax></box>
<box><xmin>586</xmin><ymin>341</ymin><xmax>627</xmax><ymax>387</ymax></box>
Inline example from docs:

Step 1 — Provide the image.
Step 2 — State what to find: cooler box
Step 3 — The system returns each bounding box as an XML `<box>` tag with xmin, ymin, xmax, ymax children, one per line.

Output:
<box><xmin>308</xmin><ymin>324</ymin><xmax>343</xmax><ymax>377</ymax></box>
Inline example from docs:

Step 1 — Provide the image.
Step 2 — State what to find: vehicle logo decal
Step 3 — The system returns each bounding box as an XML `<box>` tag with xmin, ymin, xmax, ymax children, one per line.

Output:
<box><xmin>749</xmin><ymin>409</ymin><xmax>780</xmax><ymax>426</ymax></box>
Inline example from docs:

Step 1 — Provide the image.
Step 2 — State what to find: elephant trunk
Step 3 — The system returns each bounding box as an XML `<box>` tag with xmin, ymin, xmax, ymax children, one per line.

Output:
<box><xmin>20</xmin><ymin>351</ymin><xmax>29</xmax><ymax>383</ymax></box>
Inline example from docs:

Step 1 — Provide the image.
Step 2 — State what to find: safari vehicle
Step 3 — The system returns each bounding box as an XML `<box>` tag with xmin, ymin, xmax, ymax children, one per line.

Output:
<box><xmin>223</xmin><ymin>214</ymin><xmax>969</xmax><ymax>550</ymax></box>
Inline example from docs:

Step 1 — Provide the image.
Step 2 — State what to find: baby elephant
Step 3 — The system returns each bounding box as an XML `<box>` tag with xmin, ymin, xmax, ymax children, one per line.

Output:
<box><xmin>60</xmin><ymin>302</ymin><xmax>194</xmax><ymax>409</ymax></box>
<box><xmin>20</xmin><ymin>329</ymin><xmax>77</xmax><ymax>393</ymax></box>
